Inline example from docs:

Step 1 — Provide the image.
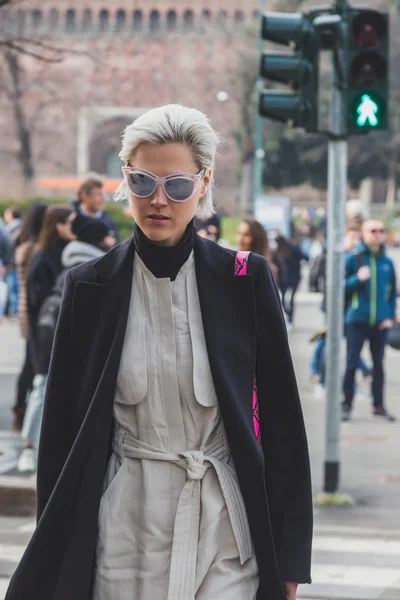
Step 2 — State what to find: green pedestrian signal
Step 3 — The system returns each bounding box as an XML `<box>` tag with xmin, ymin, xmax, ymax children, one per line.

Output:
<box><xmin>347</xmin><ymin>9</ymin><xmax>389</xmax><ymax>134</ymax></box>
<box><xmin>356</xmin><ymin>94</ymin><xmax>379</xmax><ymax>127</ymax></box>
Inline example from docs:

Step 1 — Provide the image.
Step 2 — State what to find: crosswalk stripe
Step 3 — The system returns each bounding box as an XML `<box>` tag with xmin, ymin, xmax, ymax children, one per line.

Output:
<box><xmin>309</xmin><ymin>564</ymin><xmax>400</xmax><ymax>589</ymax></box>
<box><xmin>0</xmin><ymin>544</ymin><xmax>25</xmax><ymax>563</ymax></box>
<box><xmin>0</xmin><ymin>577</ymin><xmax>10</xmax><ymax>598</ymax></box>
<box><xmin>313</xmin><ymin>535</ymin><xmax>400</xmax><ymax>556</ymax></box>
<box><xmin>314</xmin><ymin>524</ymin><xmax>400</xmax><ymax>538</ymax></box>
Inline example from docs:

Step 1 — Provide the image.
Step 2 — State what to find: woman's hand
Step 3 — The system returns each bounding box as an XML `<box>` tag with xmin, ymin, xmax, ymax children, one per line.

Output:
<box><xmin>284</xmin><ymin>582</ymin><xmax>298</xmax><ymax>599</ymax></box>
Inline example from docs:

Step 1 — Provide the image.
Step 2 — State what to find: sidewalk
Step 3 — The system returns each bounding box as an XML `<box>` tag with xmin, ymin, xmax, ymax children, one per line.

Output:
<box><xmin>1</xmin><ymin>295</ymin><xmax>400</xmax><ymax>599</ymax></box>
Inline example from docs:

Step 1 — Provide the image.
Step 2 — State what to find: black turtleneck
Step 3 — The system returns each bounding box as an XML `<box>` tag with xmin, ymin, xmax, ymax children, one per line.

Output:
<box><xmin>133</xmin><ymin>220</ymin><xmax>197</xmax><ymax>281</ymax></box>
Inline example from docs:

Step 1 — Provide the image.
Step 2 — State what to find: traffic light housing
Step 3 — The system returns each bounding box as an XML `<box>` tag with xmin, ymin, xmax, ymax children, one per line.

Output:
<box><xmin>259</xmin><ymin>12</ymin><xmax>319</xmax><ymax>132</ymax></box>
<box><xmin>347</xmin><ymin>8</ymin><xmax>389</xmax><ymax>134</ymax></box>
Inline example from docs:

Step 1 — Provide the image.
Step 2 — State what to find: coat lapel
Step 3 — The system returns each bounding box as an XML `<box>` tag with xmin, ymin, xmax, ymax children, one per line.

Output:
<box><xmin>194</xmin><ymin>238</ymin><xmax>258</xmax><ymax>443</ymax></box>
<box><xmin>70</xmin><ymin>237</ymin><xmax>135</xmax><ymax>421</ymax></box>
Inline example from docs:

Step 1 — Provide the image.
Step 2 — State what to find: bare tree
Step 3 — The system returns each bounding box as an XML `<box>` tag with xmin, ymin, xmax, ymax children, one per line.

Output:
<box><xmin>0</xmin><ymin>1</ymin><xmax>94</xmax><ymax>189</ymax></box>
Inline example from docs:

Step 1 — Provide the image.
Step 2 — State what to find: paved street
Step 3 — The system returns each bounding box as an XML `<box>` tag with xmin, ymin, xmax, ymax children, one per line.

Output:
<box><xmin>0</xmin><ymin>253</ymin><xmax>399</xmax><ymax>599</ymax></box>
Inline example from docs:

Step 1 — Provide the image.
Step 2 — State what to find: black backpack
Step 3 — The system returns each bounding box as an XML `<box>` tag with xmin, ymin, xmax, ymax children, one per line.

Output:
<box><xmin>37</xmin><ymin>272</ymin><xmax>65</xmax><ymax>373</ymax></box>
<box><xmin>309</xmin><ymin>251</ymin><xmax>326</xmax><ymax>293</ymax></box>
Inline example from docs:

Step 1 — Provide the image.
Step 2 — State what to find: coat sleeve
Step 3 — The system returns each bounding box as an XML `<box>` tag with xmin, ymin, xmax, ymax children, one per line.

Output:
<box><xmin>36</xmin><ymin>269</ymin><xmax>77</xmax><ymax>521</ymax></box>
<box><xmin>252</xmin><ymin>255</ymin><xmax>313</xmax><ymax>584</ymax></box>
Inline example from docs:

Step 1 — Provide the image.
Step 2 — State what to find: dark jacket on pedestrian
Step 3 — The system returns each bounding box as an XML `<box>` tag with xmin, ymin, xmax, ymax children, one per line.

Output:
<box><xmin>6</xmin><ymin>236</ymin><xmax>312</xmax><ymax>600</ymax></box>
<box><xmin>274</xmin><ymin>238</ymin><xmax>307</xmax><ymax>290</ymax></box>
<box><xmin>345</xmin><ymin>241</ymin><xmax>397</xmax><ymax>326</ymax></box>
<box><xmin>37</xmin><ymin>240</ymin><xmax>105</xmax><ymax>375</ymax></box>
<box><xmin>27</xmin><ymin>240</ymin><xmax>69</xmax><ymax>373</ymax></box>
<box><xmin>0</xmin><ymin>225</ymin><xmax>12</xmax><ymax>267</ymax></box>
<box><xmin>72</xmin><ymin>199</ymin><xmax>120</xmax><ymax>242</ymax></box>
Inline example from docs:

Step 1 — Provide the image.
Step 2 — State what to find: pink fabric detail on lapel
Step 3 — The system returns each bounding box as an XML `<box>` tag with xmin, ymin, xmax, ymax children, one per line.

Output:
<box><xmin>234</xmin><ymin>251</ymin><xmax>262</xmax><ymax>447</ymax></box>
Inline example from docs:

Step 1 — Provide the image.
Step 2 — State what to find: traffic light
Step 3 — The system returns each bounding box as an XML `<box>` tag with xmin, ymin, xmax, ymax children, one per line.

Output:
<box><xmin>259</xmin><ymin>12</ymin><xmax>319</xmax><ymax>132</ymax></box>
<box><xmin>347</xmin><ymin>8</ymin><xmax>389</xmax><ymax>134</ymax></box>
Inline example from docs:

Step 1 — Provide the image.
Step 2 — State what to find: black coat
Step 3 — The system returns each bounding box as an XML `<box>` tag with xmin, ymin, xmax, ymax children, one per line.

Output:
<box><xmin>6</xmin><ymin>236</ymin><xmax>312</xmax><ymax>600</ymax></box>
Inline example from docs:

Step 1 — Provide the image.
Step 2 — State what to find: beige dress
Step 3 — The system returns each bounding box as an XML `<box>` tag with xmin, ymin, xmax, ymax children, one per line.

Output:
<box><xmin>93</xmin><ymin>253</ymin><xmax>259</xmax><ymax>600</ymax></box>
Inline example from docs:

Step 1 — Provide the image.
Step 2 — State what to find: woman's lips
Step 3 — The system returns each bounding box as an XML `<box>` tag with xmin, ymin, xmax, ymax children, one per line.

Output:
<box><xmin>147</xmin><ymin>215</ymin><xmax>170</xmax><ymax>224</ymax></box>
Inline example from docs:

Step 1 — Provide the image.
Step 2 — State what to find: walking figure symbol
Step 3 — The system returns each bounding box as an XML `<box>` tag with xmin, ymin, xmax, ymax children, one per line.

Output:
<box><xmin>357</xmin><ymin>94</ymin><xmax>379</xmax><ymax>127</ymax></box>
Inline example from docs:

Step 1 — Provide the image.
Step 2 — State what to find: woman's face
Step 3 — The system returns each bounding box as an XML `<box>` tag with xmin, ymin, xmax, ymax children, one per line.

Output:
<box><xmin>56</xmin><ymin>214</ymin><xmax>76</xmax><ymax>242</ymax></box>
<box><xmin>236</xmin><ymin>221</ymin><xmax>253</xmax><ymax>251</ymax></box>
<box><xmin>127</xmin><ymin>142</ymin><xmax>211</xmax><ymax>247</ymax></box>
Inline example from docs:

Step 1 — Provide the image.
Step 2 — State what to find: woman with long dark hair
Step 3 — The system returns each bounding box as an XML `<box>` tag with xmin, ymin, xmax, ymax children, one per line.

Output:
<box><xmin>7</xmin><ymin>106</ymin><xmax>312</xmax><ymax>600</ymax></box>
<box><xmin>17</xmin><ymin>206</ymin><xmax>75</xmax><ymax>472</ymax></box>
<box><xmin>236</xmin><ymin>217</ymin><xmax>278</xmax><ymax>279</ymax></box>
<box><xmin>11</xmin><ymin>203</ymin><xmax>48</xmax><ymax>431</ymax></box>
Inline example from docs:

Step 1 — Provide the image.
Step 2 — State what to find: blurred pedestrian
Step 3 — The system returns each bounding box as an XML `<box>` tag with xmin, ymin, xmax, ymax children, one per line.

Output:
<box><xmin>4</xmin><ymin>207</ymin><xmax>22</xmax><ymax>316</ymax></box>
<box><xmin>6</xmin><ymin>104</ymin><xmax>312</xmax><ymax>600</ymax></box>
<box><xmin>72</xmin><ymin>175</ymin><xmax>120</xmax><ymax>242</ymax></box>
<box><xmin>309</xmin><ymin>224</ymin><xmax>372</xmax><ymax>400</ymax></box>
<box><xmin>0</xmin><ymin>220</ymin><xmax>12</xmax><ymax>320</ymax></box>
<box><xmin>342</xmin><ymin>219</ymin><xmax>397</xmax><ymax>422</ymax></box>
<box><xmin>23</xmin><ymin>217</ymin><xmax>113</xmax><ymax>468</ymax></box>
<box><xmin>274</xmin><ymin>234</ymin><xmax>308</xmax><ymax>329</ymax></box>
<box><xmin>18</xmin><ymin>207</ymin><xmax>76</xmax><ymax>472</ymax></box>
<box><xmin>11</xmin><ymin>202</ymin><xmax>48</xmax><ymax>431</ymax></box>
<box><xmin>236</xmin><ymin>217</ymin><xmax>278</xmax><ymax>279</ymax></box>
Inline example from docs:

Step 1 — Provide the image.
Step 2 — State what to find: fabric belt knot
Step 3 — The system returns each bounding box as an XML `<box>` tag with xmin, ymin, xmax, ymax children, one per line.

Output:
<box><xmin>181</xmin><ymin>451</ymin><xmax>209</xmax><ymax>481</ymax></box>
<box><xmin>112</xmin><ymin>426</ymin><xmax>253</xmax><ymax>600</ymax></box>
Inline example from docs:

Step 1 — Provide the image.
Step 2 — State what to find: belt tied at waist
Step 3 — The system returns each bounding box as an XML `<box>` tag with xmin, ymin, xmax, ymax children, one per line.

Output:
<box><xmin>113</xmin><ymin>427</ymin><xmax>253</xmax><ymax>600</ymax></box>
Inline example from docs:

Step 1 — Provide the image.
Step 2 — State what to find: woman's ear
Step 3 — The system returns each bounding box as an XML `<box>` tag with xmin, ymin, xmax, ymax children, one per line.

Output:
<box><xmin>201</xmin><ymin>169</ymin><xmax>212</xmax><ymax>196</ymax></box>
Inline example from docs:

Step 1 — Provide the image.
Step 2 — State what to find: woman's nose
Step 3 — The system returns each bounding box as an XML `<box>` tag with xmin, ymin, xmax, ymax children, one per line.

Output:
<box><xmin>150</xmin><ymin>184</ymin><xmax>168</xmax><ymax>207</ymax></box>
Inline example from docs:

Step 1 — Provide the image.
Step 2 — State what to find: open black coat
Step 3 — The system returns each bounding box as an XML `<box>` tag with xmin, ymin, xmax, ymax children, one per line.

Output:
<box><xmin>6</xmin><ymin>235</ymin><xmax>312</xmax><ymax>600</ymax></box>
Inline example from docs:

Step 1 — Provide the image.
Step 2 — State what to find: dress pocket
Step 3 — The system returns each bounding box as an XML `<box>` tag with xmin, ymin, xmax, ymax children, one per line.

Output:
<box><xmin>100</xmin><ymin>452</ymin><xmax>126</xmax><ymax>503</ymax></box>
<box><xmin>115</xmin><ymin>315</ymin><xmax>147</xmax><ymax>405</ymax></box>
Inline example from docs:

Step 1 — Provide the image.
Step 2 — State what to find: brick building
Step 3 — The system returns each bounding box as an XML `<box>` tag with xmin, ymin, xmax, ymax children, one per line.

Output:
<box><xmin>0</xmin><ymin>1</ymin><xmax>260</xmax><ymax>209</ymax></box>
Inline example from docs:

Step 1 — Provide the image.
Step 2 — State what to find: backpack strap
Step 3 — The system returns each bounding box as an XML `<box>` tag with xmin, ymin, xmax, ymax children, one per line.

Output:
<box><xmin>234</xmin><ymin>251</ymin><xmax>262</xmax><ymax>446</ymax></box>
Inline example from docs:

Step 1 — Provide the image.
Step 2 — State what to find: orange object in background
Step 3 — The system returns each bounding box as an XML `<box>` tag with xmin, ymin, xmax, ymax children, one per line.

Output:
<box><xmin>37</xmin><ymin>177</ymin><xmax>121</xmax><ymax>193</ymax></box>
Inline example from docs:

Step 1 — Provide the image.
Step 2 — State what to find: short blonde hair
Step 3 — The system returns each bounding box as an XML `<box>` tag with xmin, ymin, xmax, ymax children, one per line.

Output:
<box><xmin>114</xmin><ymin>104</ymin><xmax>221</xmax><ymax>218</ymax></box>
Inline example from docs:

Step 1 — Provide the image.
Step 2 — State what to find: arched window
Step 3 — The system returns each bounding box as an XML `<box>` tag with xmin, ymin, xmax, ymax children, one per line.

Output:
<box><xmin>149</xmin><ymin>10</ymin><xmax>160</xmax><ymax>33</ymax></box>
<box><xmin>99</xmin><ymin>9</ymin><xmax>109</xmax><ymax>32</ymax></box>
<box><xmin>218</xmin><ymin>10</ymin><xmax>228</xmax><ymax>24</ymax></box>
<box><xmin>49</xmin><ymin>9</ymin><xmax>59</xmax><ymax>31</ymax></box>
<box><xmin>82</xmin><ymin>9</ymin><xmax>92</xmax><ymax>32</ymax></box>
<box><xmin>116</xmin><ymin>9</ymin><xmax>126</xmax><ymax>32</ymax></box>
<box><xmin>166</xmin><ymin>10</ymin><xmax>177</xmax><ymax>31</ymax></box>
<box><xmin>234</xmin><ymin>10</ymin><xmax>244</xmax><ymax>24</ymax></box>
<box><xmin>31</xmin><ymin>9</ymin><xmax>42</xmax><ymax>30</ymax></box>
<box><xmin>65</xmin><ymin>9</ymin><xmax>76</xmax><ymax>33</ymax></box>
<box><xmin>183</xmin><ymin>10</ymin><xmax>194</xmax><ymax>30</ymax></box>
<box><xmin>202</xmin><ymin>9</ymin><xmax>211</xmax><ymax>22</ymax></box>
<box><xmin>133</xmin><ymin>9</ymin><xmax>143</xmax><ymax>32</ymax></box>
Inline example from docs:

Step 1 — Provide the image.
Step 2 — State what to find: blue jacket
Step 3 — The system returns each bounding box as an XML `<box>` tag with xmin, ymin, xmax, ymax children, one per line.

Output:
<box><xmin>345</xmin><ymin>241</ymin><xmax>397</xmax><ymax>325</ymax></box>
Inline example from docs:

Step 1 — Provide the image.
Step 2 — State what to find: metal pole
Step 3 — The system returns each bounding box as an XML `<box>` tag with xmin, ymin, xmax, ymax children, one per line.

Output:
<box><xmin>252</xmin><ymin>0</ymin><xmax>265</xmax><ymax>216</ymax></box>
<box><xmin>324</xmin><ymin>81</ymin><xmax>348</xmax><ymax>491</ymax></box>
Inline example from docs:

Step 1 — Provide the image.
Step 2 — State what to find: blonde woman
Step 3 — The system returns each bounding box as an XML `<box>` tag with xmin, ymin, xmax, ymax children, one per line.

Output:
<box><xmin>7</xmin><ymin>105</ymin><xmax>312</xmax><ymax>600</ymax></box>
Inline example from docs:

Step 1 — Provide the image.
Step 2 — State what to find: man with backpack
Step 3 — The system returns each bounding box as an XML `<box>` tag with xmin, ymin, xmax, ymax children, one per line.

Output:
<box><xmin>342</xmin><ymin>219</ymin><xmax>397</xmax><ymax>422</ymax></box>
